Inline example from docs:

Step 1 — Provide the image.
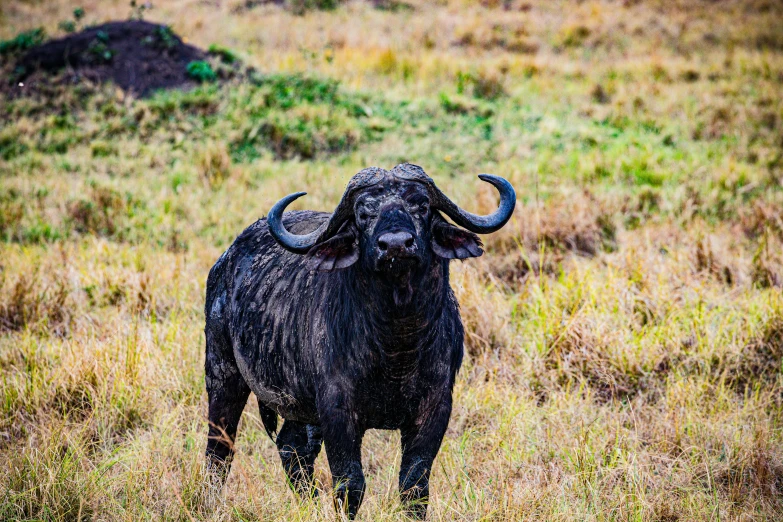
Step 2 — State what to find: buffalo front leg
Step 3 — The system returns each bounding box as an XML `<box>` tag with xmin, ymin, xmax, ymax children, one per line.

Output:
<box><xmin>399</xmin><ymin>396</ymin><xmax>452</xmax><ymax>519</ymax></box>
<box><xmin>320</xmin><ymin>405</ymin><xmax>366</xmax><ymax>519</ymax></box>
<box><xmin>276</xmin><ymin>420</ymin><xmax>323</xmax><ymax>498</ymax></box>
<box><xmin>205</xmin><ymin>347</ymin><xmax>251</xmax><ymax>484</ymax></box>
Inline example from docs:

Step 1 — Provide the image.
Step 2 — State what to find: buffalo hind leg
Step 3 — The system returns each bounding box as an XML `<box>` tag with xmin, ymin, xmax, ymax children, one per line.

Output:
<box><xmin>276</xmin><ymin>420</ymin><xmax>323</xmax><ymax>498</ymax></box>
<box><xmin>205</xmin><ymin>343</ymin><xmax>251</xmax><ymax>484</ymax></box>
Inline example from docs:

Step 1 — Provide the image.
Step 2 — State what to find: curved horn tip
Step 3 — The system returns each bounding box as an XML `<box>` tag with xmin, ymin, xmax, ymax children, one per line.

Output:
<box><xmin>477</xmin><ymin>174</ymin><xmax>517</xmax><ymax>204</ymax></box>
<box><xmin>280</xmin><ymin>191</ymin><xmax>308</xmax><ymax>204</ymax></box>
<box><xmin>269</xmin><ymin>192</ymin><xmax>307</xmax><ymax>215</ymax></box>
<box><xmin>478</xmin><ymin>173</ymin><xmax>514</xmax><ymax>189</ymax></box>
<box><xmin>268</xmin><ymin>191</ymin><xmax>319</xmax><ymax>254</ymax></box>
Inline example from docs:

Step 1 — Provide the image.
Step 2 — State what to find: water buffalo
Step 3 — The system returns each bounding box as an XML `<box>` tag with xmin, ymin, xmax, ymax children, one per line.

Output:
<box><xmin>204</xmin><ymin>163</ymin><xmax>515</xmax><ymax>519</ymax></box>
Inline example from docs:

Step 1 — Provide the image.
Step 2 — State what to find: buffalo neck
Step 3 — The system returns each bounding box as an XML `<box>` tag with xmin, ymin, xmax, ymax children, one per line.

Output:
<box><xmin>348</xmin><ymin>260</ymin><xmax>448</xmax><ymax>354</ymax></box>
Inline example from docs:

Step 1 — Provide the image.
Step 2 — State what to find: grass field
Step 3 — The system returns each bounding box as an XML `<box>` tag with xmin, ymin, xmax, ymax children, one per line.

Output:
<box><xmin>1</xmin><ymin>0</ymin><xmax>783</xmax><ymax>520</ymax></box>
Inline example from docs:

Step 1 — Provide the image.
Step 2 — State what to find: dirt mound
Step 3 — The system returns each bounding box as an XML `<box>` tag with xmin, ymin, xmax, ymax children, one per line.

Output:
<box><xmin>7</xmin><ymin>21</ymin><xmax>209</xmax><ymax>97</ymax></box>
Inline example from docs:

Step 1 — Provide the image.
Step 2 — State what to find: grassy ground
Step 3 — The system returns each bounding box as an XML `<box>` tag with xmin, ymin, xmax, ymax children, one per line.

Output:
<box><xmin>1</xmin><ymin>0</ymin><xmax>783</xmax><ymax>520</ymax></box>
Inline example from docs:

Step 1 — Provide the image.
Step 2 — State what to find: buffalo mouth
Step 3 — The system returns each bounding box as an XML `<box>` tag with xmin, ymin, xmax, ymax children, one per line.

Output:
<box><xmin>379</xmin><ymin>262</ymin><xmax>417</xmax><ymax>306</ymax></box>
<box><xmin>375</xmin><ymin>254</ymin><xmax>420</xmax><ymax>306</ymax></box>
<box><xmin>375</xmin><ymin>254</ymin><xmax>420</xmax><ymax>277</ymax></box>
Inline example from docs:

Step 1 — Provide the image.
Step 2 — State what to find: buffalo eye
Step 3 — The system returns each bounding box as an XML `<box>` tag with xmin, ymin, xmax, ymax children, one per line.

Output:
<box><xmin>355</xmin><ymin>204</ymin><xmax>371</xmax><ymax>226</ymax></box>
<box><xmin>409</xmin><ymin>199</ymin><xmax>429</xmax><ymax>217</ymax></box>
<box><xmin>356</xmin><ymin>207</ymin><xmax>378</xmax><ymax>231</ymax></box>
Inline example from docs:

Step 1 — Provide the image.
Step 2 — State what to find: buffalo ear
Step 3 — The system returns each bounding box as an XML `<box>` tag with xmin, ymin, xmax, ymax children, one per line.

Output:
<box><xmin>306</xmin><ymin>223</ymin><xmax>359</xmax><ymax>271</ymax></box>
<box><xmin>431</xmin><ymin>217</ymin><xmax>483</xmax><ymax>260</ymax></box>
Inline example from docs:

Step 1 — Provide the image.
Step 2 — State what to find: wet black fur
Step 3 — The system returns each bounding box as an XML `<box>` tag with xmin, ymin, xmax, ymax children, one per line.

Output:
<box><xmin>205</xmin><ymin>199</ymin><xmax>479</xmax><ymax>518</ymax></box>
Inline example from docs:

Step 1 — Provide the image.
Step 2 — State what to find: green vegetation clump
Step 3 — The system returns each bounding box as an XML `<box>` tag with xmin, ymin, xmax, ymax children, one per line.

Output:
<box><xmin>87</xmin><ymin>36</ymin><xmax>113</xmax><ymax>63</ymax></box>
<box><xmin>208</xmin><ymin>44</ymin><xmax>238</xmax><ymax>64</ymax></box>
<box><xmin>58</xmin><ymin>20</ymin><xmax>76</xmax><ymax>33</ymax></box>
<box><xmin>0</xmin><ymin>28</ymin><xmax>45</xmax><ymax>55</ymax></box>
<box><xmin>58</xmin><ymin>7</ymin><xmax>86</xmax><ymax>34</ymax></box>
<box><xmin>155</xmin><ymin>25</ymin><xmax>177</xmax><ymax>50</ymax></box>
<box><xmin>456</xmin><ymin>70</ymin><xmax>506</xmax><ymax>100</ymax></box>
<box><xmin>289</xmin><ymin>0</ymin><xmax>342</xmax><ymax>15</ymax></box>
<box><xmin>185</xmin><ymin>60</ymin><xmax>216</xmax><ymax>82</ymax></box>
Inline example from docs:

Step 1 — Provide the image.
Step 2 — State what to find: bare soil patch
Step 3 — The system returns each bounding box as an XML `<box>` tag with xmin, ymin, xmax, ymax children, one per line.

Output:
<box><xmin>3</xmin><ymin>20</ymin><xmax>209</xmax><ymax>97</ymax></box>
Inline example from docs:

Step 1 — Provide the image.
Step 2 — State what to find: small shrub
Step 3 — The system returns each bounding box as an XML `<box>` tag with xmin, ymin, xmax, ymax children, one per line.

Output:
<box><xmin>155</xmin><ymin>25</ymin><xmax>177</xmax><ymax>50</ymax></box>
<box><xmin>87</xmin><ymin>35</ymin><xmax>114</xmax><ymax>63</ymax></box>
<box><xmin>58</xmin><ymin>20</ymin><xmax>76</xmax><ymax>33</ymax></box>
<box><xmin>208</xmin><ymin>44</ymin><xmax>238</xmax><ymax>64</ymax></box>
<box><xmin>289</xmin><ymin>0</ymin><xmax>341</xmax><ymax>15</ymax></box>
<box><xmin>0</xmin><ymin>28</ymin><xmax>46</xmax><ymax>55</ymax></box>
<box><xmin>57</xmin><ymin>7</ymin><xmax>85</xmax><ymax>34</ymax></box>
<box><xmin>186</xmin><ymin>60</ymin><xmax>217</xmax><ymax>82</ymax></box>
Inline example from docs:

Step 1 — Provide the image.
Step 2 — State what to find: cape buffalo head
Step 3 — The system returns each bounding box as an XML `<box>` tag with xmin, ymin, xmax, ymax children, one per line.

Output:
<box><xmin>267</xmin><ymin>164</ymin><xmax>515</xmax><ymax>300</ymax></box>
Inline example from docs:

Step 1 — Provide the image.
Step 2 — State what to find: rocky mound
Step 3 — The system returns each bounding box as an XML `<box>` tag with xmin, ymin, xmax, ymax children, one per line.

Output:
<box><xmin>5</xmin><ymin>20</ymin><xmax>212</xmax><ymax>97</ymax></box>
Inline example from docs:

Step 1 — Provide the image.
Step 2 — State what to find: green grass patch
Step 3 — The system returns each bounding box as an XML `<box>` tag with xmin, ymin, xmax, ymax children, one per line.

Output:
<box><xmin>0</xmin><ymin>28</ymin><xmax>45</xmax><ymax>55</ymax></box>
<box><xmin>208</xmin><ymin>44</ymin><xmax>239</xmax><ymax>64</ymax></box>
<box><xmin>185</xmin><ymin>60</ymin><xmax>216</xmax><ymax>82</ymax></box>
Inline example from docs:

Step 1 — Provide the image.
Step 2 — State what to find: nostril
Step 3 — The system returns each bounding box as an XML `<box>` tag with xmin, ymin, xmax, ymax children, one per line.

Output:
<box><xmin>378</xmin><ymin>232</ymin><xmax>415</xmax><ymax>253</ymax></box>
